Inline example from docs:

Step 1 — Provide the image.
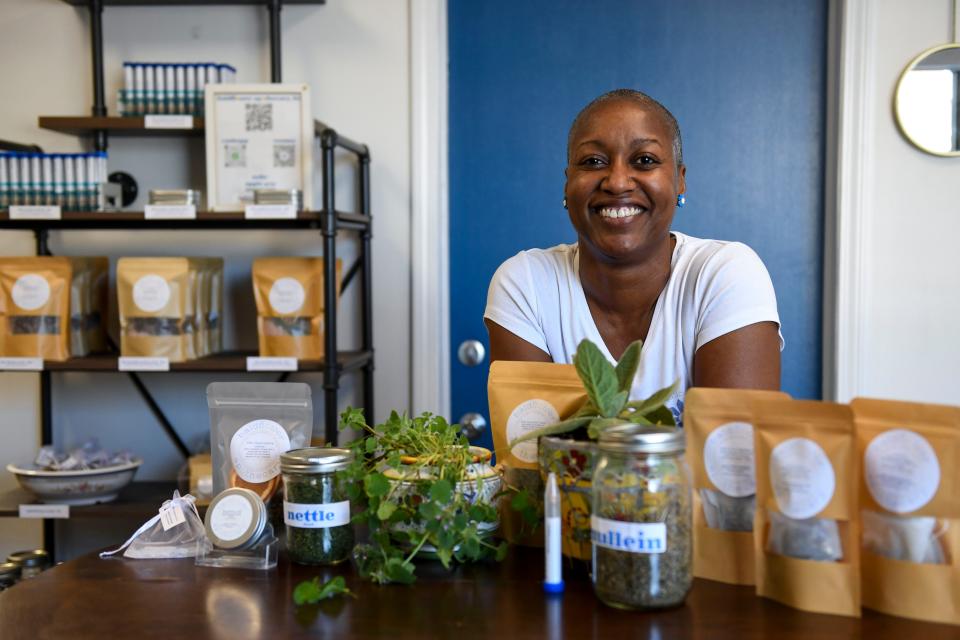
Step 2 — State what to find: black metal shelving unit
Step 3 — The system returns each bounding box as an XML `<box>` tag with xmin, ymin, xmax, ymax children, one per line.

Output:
<box><xmin>0</xmin><ymin>0</ymin><xmax>373</xmax><ymax>559</ymax></box>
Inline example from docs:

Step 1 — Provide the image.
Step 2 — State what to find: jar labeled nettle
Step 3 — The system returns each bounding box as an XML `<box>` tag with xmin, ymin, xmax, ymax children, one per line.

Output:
<box><xmin>281</xmin><ymin>448</ymin><xmax>354</xmax><ymax>565</ymax></box>
<box><xmin>591</xmin><ymin>425</ymin><xmax>692</xmax><ymax>610</ymax></box>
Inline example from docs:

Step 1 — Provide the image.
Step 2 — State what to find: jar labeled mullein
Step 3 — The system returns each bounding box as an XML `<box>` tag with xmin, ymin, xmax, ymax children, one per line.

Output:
<box><xmin>280</xmin><ymin>448</ymin><xmax>354</xmax><ymax>565</ymax></box>
<box><xmin>591</xmin><ymin>425</ymin><xmax>692</xmax><ymax>610</ymax></box>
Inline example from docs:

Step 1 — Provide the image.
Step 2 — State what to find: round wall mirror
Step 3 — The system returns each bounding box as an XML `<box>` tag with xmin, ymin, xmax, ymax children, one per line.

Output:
<box><xmin>894</xmin><ymin>43</ymin><xmax>960</xmax><ymax>157</ymax></box>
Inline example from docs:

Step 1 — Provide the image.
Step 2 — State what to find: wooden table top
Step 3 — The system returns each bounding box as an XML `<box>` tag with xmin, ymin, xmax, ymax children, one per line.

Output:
<box><xmin>0</xmin><ymin>546</ymin><xmax>956</xmax><ymax>639</ymax></box>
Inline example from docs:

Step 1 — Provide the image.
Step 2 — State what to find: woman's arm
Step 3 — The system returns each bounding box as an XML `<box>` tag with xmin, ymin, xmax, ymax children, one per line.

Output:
<box><xmin>692</xmin><ymin>320</ymin><xmax>781</xmax><ymax>389</ymax></box>
<box><xmin>485</xmin><ymin>318</ymin><xmax>552</xmax><ymax>363</ymax></box>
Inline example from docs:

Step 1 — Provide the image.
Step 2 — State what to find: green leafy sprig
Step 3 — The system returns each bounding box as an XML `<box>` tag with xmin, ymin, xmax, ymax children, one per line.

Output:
<box><xmin>293</xmin><ymin>576</ymin><xmax>355</xmax><ymax>605</ymax></box>
<box><xmin>511</xmin><ymin>338</ymin><xmax>678</xmax><ymax>446</ymax></box>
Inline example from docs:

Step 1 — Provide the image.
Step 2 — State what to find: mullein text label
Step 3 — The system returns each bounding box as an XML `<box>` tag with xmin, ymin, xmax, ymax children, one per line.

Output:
<box><xmin>591</xmin><ymin>516</ymin><xmax>667</xmax><ymax>554</ymax></box>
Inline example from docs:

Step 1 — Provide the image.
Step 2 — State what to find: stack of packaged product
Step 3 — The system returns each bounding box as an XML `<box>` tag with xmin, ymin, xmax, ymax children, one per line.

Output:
<box><xmin>119</xmin><ymin>62</ymin><xmax>236</xmax><ymax>117</ymax></box>
<box><xmin>0</xmin><ymin>152</ymin><xmax>109</xmax><ymax>211</ymax></box>
<box><xmin>117</xmin><ymin>257</ymin><xmax>224</xmax><ymax>362</ymax></box>
<box><xmin>0</xmin><ymin>256</ymin><xmax>108</xmax><ymax>360</ymax></box>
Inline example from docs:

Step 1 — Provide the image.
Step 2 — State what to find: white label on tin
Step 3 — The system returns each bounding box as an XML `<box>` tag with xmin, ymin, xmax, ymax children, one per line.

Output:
<box><xmin>268</xmin><ymin>277</ymin><xmax>305</xmax><ymax>314</ymax></box>
<box><xmin>506</xmin><ymin>399</ymin><xmax>560</xmax><ymax>464</ymax></box>
<box><xmin>159</xmin><ymin>503</ymin><xmax>186</xmax><ymax>531</ymax></box>
<box><xmin>19</xmin><ymin>504</ymin><xmax>69</xmax><ymax>519</ymax></box>
<box><xmin>230</xmin><ymin>419</ymin><xmax>291</xmax><ymax>483</ymax></box>
<box><xmin>246</xmin><ymin>357</ymin><xmax>298</xmax><ymax>372</ymax></box>
<box><xmin>132</xmin><ymin>274</ymin><xmax>171</xmax><ymax>312</ymax></box>
<box><xmin>12</xmin><ymin>274</ymin><xmax>50</xmax><ymax>310</ymax></box>
<box><xmin>9</xmin><ymin>205</ymin><xmax>61</xmax><ymax>220</ymax></box>
<box><xmin>865</xmin><ymin>429</ymin><xmax>940</xmax><ymax>514</ymax></box>
<box><xmin>704</xmin><ymin>421</ymin><xmax>756</xmax><ymax>498</ymax></box>
<box><xmin>0</xmin><ymin>357</ymin><xmax>44</xmax><ymax>371</ymax></box>
<box><xmin>144</xmin><ymin>115</ymin><xmax>194</xmax><ymax>129</ymax></box>
<box><xmin>245</xmin><ymin>204</ymin><xmax>296</xmax><ymax>220</ymax></box>
<box><xmin>769</xmin><ymin>437</ymin><xmax>835</xmax><ymax>519</ymax></box>
<box><xmin>144</xmin><ymin>204</ymin><xmax>197</xmax><ymax>220</ymax></box>
<box><xmin>284</xmin><ymin>501</ymin><xmax>350</xmax><ymax>528</ymax></box>
<box><xmin>210</xmin><ymin>494</ymin><xmax>253</xmax><ymax>542</ymax></box>
<box><xmin>591</xmin><ymin>516</ymin><xmax>666</xmax><ymax>554</ymax></box>
<box><xmin>118</xmin><ymin>357</ymin><xmax>170</xmax><ymax>371</ymax></box>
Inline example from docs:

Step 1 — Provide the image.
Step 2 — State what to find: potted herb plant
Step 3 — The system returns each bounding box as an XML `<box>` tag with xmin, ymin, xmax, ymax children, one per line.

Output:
<box><xmin>510</xmin><ymin>338</ymin><xmax>678</xmax><ymax>560</ymax></box>
<box><xmin>338</xmin><ymin>408</ymin><xmax>510</xmax><ymax>584</ymax></box>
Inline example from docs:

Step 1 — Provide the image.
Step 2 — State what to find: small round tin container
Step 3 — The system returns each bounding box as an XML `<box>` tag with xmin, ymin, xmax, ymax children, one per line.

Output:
<box><xmin>204</xmin><ymin>487</ymin><xmax>268</xmax><ymax>550</ymax></box>
<box><xmin>148</xmin><ymin>189</ymin><xmax>201</xmax><ymax>206</ymax></box>
<box><xmin>0</xmin><ymin>562</ymin><xmax>21</xmax><ymax>590</ymax></box>
<box><xmin>7</xmin><ymin>549</ymin><xmax>51</xmax><ymax>579</ymax></box>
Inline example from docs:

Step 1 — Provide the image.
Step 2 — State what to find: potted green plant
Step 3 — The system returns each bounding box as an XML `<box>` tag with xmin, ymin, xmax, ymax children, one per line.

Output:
<box><xmin>510</xmin><ymin>338</ymin><xmax>678</xmax><ymax>560</ymax></box>
<box><xmin>338</xmin><ymin>408</ymin><xmax>511</xmax><ymax>584</ymax></box>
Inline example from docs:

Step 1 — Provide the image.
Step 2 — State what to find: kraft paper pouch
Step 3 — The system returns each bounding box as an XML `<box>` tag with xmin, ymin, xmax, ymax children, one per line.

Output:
<box><xmin>684</xmin><ymin>387</ymin><xmax>789</xmax><ymax>586</ymax></box>
<box><xmin>118</xmin><ymin>257</ymin><xmax>192</xmax><ymax>362</ymax></box>
<box><xmin>0</xmin><ymin>257</ymin><xmax>71</xmax><ymax>361</ymax></box>
<box><xmin>68</xmin><ymin>257</ymin><xmax>109</xmax><ymax>357</ymax></box>
<box><xmin>754</xmin><ymin>398</ymin><xmax>860</xmax><ymax>617</ymax></box>
<box><xmin>852</xmin><ymin>397</ymin><xmax>960</xmax><ymax>626</ymax></box>
<box><xmin>205</xmin><ymin>259</ymin><xmax>224</xmax><ymax>356</ymax></box>
<box><xmin>487</xmin><ymin>360</ymin><xmax>586</xmax><ymax>547</ymax></box>
<box><xmin>252</xmin><ymin>257</ymin><xmax>341</xmax><ymax>360</ymax></box>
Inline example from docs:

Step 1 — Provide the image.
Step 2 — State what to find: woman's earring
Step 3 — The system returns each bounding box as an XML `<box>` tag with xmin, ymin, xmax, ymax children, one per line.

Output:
<box><xmin>562</xmin><ymin>198</ymin><xmax>567</xmax><ymax>209</ymax></box>
<box><xmin>676</xmin><ymin>194</ymin><xmax>686</xmax><ymax>208</ymax></box>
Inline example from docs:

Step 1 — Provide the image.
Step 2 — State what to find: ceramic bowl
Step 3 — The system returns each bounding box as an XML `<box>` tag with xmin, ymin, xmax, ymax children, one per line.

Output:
<box><xmin>7</xmin><ymin>459</ymin><xmax>143</xmax><ymax>506</ymax></box>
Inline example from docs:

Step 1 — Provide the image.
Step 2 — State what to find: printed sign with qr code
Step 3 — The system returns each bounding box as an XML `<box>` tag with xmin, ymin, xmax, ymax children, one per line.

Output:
<box><xmin>246</xmin><ymin>103</ymin><xmax>274</xmax><ymax>132</ymax></box>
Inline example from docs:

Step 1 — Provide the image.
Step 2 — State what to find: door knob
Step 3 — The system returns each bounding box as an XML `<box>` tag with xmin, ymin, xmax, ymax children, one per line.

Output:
<box><xmin>458</xmin><ymin>339</ymin><xmax>486</xmax><ymax>366</ymax></box>
<box><xmin>459</xmin><ymin>412</ymin><xmax>487</xmax><ymax>440</ymax></box>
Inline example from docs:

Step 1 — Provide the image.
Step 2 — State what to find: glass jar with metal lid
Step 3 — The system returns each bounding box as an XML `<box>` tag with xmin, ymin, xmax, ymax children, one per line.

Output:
<box><xmin>591</xmin><ymin>424</ymin><xmax>692</xmax><ymax>610</ymax></box>
<box><xmin>0</xmin><ymin>562</ymin><xmax>21</xmax><ymax>590</ymax></box>
<box><xmin>7</xmin><ymin>550</ymin><xmax>51</xmax><ymax>579</ymax></box>
<box><xmin>280</xmin><ymin>447</ymin><xmax>355</xmax><ymax>565</ymax></box>
<box><xmin>204</xmin><ymin>487</ymin><xmax>269</xmax><ymax>551</ymax></box>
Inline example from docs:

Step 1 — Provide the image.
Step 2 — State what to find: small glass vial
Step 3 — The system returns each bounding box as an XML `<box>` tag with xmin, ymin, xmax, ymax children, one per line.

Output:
<box><xmin>7</xmin><ymin>550</ymin><xmax>50</xmax><ymax>579</ymax></box>
<box><xmin>205</xmin><ymin>487</ymin><xmax>268</xmax><ymax>550</ymax></box>
<box><xmin>591</xmin><ymin>425</ymin><xmax>692</xmax><ymax>610</ymax></box>
<box><xmin>280</xmin><ymin>447</ymin><xmax>354</xmax><ymax>565</ymax></box>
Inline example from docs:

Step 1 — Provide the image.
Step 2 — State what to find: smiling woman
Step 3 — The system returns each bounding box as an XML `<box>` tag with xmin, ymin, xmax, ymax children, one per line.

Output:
<box><xmin>483</xmin><ymin>89</ymin><xmax>782</xmax><ymax>422</ymax></box>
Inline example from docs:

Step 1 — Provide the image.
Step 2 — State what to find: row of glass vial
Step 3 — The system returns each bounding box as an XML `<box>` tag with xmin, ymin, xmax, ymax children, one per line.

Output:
<box><xmin>0</xmin><ymin>153</ymin><xmax>109</xmax><ymax>212</ymax></box>
<box><xmin>120</xmin><ymin>62</ymin><xmax>236</xmax><ymax>117</ymax></box>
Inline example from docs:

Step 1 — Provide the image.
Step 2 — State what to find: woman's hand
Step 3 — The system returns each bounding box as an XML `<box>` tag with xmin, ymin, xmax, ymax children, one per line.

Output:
<box><xmin>485</xmin><ymin>319</ymin><xmax>551</xmax><ymax>363</ymax></box>
<box><xmin>692</xmin><ymin>321</ymin><xmax>781</xmax><ymax>389</ymax></box>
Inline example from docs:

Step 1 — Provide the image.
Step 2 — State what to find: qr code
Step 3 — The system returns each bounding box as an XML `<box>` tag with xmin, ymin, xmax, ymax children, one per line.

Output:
<box><xmin>245</xmin><ymin>103</ymin><xmax>273</xmax><ymax>132</ymax></box>
<box><xmin>223</xmin><ymin>142</ymin><xmax>246</xmax><ymax>168</ymax></box>
<box><xmin>274</xmin><ymin>143</ymin><xmax>296</xmax><ymax>168</ymax></box>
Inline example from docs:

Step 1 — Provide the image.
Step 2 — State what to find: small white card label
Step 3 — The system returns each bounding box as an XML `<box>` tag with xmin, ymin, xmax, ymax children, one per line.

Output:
<box><xmin>591</xmin><ymin>516</ymin><xmax>667</xmax><ymax>554</ymax></box>
<box><xmin>144</xmin><ymin>115</ymin><xmax>194</xmax><ymax>129</ymax></box>
<box><xmin>144</xmin><ymin>204</ymin><xmax>197</xmax><ymax>220</ymax></box>
<box><xmin>284</xmin><ymin>501</ymin><xmax>351</xmax><ymax>528</ymax></box>
<box><xmin>159</xmin><ymin>503</ymin><xmax>186</xmax><ymax>531</ymax></box>
<box><xmin>20</xmin><ymin>504</ymin><xmax>70</xmax><ymax>519</ymax></box>
<box><xmin>245</xmin><ymin>204</ymin><xmax>297</xmax><ymax>220</ymax></box>
<box><xmin>9</xmin><ymin>205</ymin><xmax>62</xmax><ymax>220</ymax></box>
<box><xmin>246</xmin><ymin>356</ymin><xmax>298</xmax><ymax>372</ymax></box>
<box><xmin>118</xmin><ymin>357</ymin><xmax>170</xmax><ymax>372</ymax></box>
<box><xmin>0</xmin><ymin>357</ymin><xmax>44</xmax><ymax>371</ymax></box>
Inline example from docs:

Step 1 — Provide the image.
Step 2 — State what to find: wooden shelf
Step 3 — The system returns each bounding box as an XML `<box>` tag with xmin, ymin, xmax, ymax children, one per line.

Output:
<box><xmin>1</xmin><ymin>350</ymin><xmax>372</xmax><ymax>373</ymax></box>
<box><xmin>0</xmin><ymin>481</ymin><xmax>191</xmax><ymax>520</ymax></box>
<box><xmin>0</xmin><ymin>210</ymin><xmax>371</xmax><ymax>231</ymax></box>
<box><xmin>38</xmin><ymin>116</ymin><xmax>204</xmax><ymax>137</ymax></box>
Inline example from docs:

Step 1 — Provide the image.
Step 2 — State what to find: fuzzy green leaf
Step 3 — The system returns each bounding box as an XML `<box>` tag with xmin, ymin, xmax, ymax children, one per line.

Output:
<box><xmin>625</xmin><ymin>380</ymin><xmax>679</xmax><ymax>416</ymax></box>
<box><xmin>601</xmin><ymin>390</ymin><xmax>629</xmax><ymax>418</ymax></box>
<box><xmin>573</xmin><ymin>339</ymin><xmax>619</xmax><ymax>415</ymax></box>
<box><xmin>614</xmin><ymin>340</ymin><xmax>643</xmax><ymax>393</ymax></box>
<box><xmin>587</xmin><ymin>417</ymin><xmax>631</xmax><ymax>440</ymax></box>
<box><xmin>293</xmin><ymin>576</ymin><xmax>354</xmax><ymax>605</ymax></box>
<box><xmin>643</xmin><ymin>404</ymin><xmax>677</xmax><ymax>426</ymax></box>
<box><xmin>429</xmin><ymin>479</ymin><xmax>453</xmax><ymax>504</ymax></box>
<box><xmin>495</xmin><ymin>541</ymin><xmax>509</xmax><ymax>562</ymax></box>
<box><xmin>364</xmin><ymin>473</ymin><xmax>390</xmax><ymax>498</ymax></box>
<box><xmin>508</xmin><ymin>416</ymin><xmax>591</xmax><ymax>448</ymax></box>
<box><xmin>376</xmin><ymin>501</ymin><xmax>397</xmax><ymax>521</ymax></box>
<box><xmin>384</xmin><ymin>557</ymin><xmax>416</xmax><ymax>584</ymax></box>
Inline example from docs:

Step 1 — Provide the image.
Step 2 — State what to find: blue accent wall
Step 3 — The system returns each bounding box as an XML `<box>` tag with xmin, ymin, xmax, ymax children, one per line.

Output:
<box><xmin>449</xmin><ymin>0</ymin><xmax>827</xmax><ymax>446</ymax></box>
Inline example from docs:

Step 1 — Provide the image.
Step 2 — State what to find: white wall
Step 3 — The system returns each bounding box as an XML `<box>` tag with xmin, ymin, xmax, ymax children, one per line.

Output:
<box><xmin>0</xmin><ymin>0</ymin><xmax>411</xmax><ymax>557</ymax></box>
<box><xmin>834</xmin><ymin>0</ymin><xmax>960</xmax><ymax>403</ymax></box>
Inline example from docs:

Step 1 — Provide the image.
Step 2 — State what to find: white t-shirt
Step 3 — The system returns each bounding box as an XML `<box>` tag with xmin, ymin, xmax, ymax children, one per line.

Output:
<box><xmin>484</xmin><ymin>232</ymin><xmax>782</xmax><ymax>424</ymax></box>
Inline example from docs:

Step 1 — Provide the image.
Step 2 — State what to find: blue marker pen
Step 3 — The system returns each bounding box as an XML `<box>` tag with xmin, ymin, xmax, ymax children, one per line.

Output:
<box><xmin>544</xmin><ymin>472</ymin><xmax>564</xmax><ymax>594</ymax></box>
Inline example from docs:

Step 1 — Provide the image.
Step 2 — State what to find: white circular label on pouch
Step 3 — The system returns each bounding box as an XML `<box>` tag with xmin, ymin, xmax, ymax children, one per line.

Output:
<box><xmin>132</xmin><ymin>275</ymin><xmax>171</xmax><ymax>312</ymax></box>
<box><xmin>769</xmin><ymin>437</ymin><xmax>835</xmax><ymax>519</ymax></box>
<box><xmin>230</xmin><ymin>419</ymin><xmax>291</xmax><ymax>483</ymax></box>
<box><xmin>269</xmin><ymin>277</ymin><xmax>306</xmax><ymax>314</ymax></box>
<box><xmin>865</xmin><ymin>429</ymin><xmax>940</xmax><ymax>514</ymax></box>
<box><xmin>704</xmin><ymin>421</ymin><xmax>756</xmax><ymax>497</ymax></box>
<box><xmin>11</xmin><ymin>274</ymin><xmax>50</xmax><ymax>310</ymax></box>
<box><xmin>210</xmin><ymin>494</ymin><xmax>253</xmax><ymax>542</ymax></box>
<box><xmin>507</xmin><ymin>399</ymin><xmax>560</xmax><ymax>464</ymax></box>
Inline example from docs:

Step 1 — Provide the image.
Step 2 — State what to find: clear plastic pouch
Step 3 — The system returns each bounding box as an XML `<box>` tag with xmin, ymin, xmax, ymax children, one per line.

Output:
<box><xmin>100</xmin><ymin>491</ymin><xmax>211</xmax><ymax>559</ymax></box>
<box><xmin>862</xmin><ymin>509</ymin><xmax>946</xmax><ymax>564</ymax></box>
<box><xmin>700</xmin><ymin>489</ymin><xmax>755</xmax><ymax>532</ymax></box>
<box><xmin>766</xmin><ymin>509</ymin><xmax>843</xmax><ymax>562</ymax></box>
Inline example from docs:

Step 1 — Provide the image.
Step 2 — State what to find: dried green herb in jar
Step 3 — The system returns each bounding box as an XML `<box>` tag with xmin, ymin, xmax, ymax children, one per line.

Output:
<box><xmin>591</xmin><ymin>425</ymin><xmax>692</xmax><ymax>610</ymax></box>
<box><xmin>281</xmin><ymin>448</ymin><xmax>355</xmax><ymax>565</ymax></box>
